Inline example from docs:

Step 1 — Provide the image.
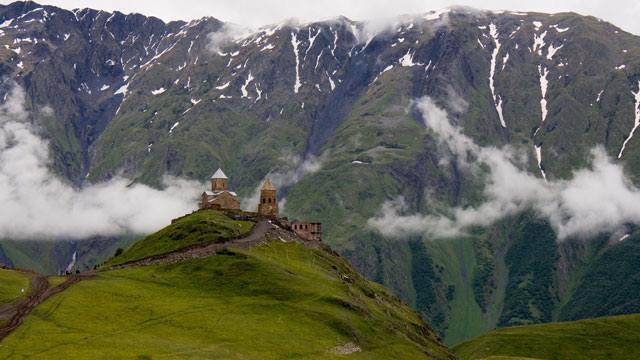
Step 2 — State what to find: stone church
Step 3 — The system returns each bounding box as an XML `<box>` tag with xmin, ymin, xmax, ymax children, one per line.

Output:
<box><xmin>200</xmin><ymin>168</ymin><xmax>241</xmax><ymax>210</ymax></box>
<box><xmin>198</xmin><ymin>168</ymin><xmax>321</xmax><ymax>241</ymax></box>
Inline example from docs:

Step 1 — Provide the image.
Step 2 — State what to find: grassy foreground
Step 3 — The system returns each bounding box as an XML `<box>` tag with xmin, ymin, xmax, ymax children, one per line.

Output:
<box><xmin>454</xmin><ymin>313</ymin><xmax>640</xmax><ymax>360</ymax></box>
<box><xmin>105</xmin><ymin>210</ymin><xmax>253</xmax><ymax>266</ymax></box>
<box><xmin>0</xmin><ymin>240</ymin><xmax>453</xmax><ymax>359</ymax></box>
<box><xmin>0</xmin><ymin>268</ymin><xmax>30</xmax><ymax>305</ymax></box>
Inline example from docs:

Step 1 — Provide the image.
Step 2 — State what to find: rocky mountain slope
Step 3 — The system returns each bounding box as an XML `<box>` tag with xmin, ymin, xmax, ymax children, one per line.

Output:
<box><xmin>1</xmin><ymin>1</ymin><xmax>640</xmax><ymax>345</ymax></box>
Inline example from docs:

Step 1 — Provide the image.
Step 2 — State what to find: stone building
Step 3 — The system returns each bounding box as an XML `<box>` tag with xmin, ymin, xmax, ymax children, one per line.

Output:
<box><xmin>257</xmin><ymin>178</ymin><xmax>278</xmax><ymax>218</ymax></box>
<box><xmin>200</xmin><ymin>168</ymin><xmax>240</xmax><ymax>211</ymax></box>
<box><xmin>291</xmin><ymin>221</ymin><xmax>322</xmax><ymax>241</ymax></box>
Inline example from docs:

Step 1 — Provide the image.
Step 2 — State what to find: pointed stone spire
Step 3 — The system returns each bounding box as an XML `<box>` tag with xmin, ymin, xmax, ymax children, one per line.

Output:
<box><xmin>258</xmin><ymin>178</ymin><xmax>278</xmax><ymax>218</ymax></box>
<box><xmin>261</xmin><ymin>178</ymin><xmax>276</xmax><ymax>190</ymax></box>
<box><xmin>211</xmin><ymin>168</ymin><xmax>228</xmax><ymax>179</ymax></box>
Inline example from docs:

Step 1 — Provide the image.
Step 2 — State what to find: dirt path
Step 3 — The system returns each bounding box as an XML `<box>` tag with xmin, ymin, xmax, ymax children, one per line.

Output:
<box><xmin>0</xmin><ymin>273</ymin><xmax>92</xmax><ymax>341</ymax></box>
<box><xmin>111</xmin><ymin>220</ymin><xmax>322</xmax><ymax>269</ymax></box>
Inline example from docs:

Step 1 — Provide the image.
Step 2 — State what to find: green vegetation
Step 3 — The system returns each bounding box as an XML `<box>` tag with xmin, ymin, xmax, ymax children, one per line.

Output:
<box><xmin>0</xmin><ymin>241</ymin><xmax>453</xmax><ymax>359</ymax></box>
<box><xmin>454</xmin><ymin>314</ymin><xmax>640</xmax><ymax>360</ymax></box>
<box><xmin>0</xmin><ymin>269</ymin><xmax>30</xmax><ymax>305</ymax></box>
<box><xmin>47</xmin><ymin>276</ymin><xmax>68</xmax><ymax>287</ymax></box>
<box><xmin>104</xmin><ymin>210</ymin><xmax>253</xmax><ymax>266</ymax></box>
<box><xmin>409</xmin><ymin>240</ymin><xmax>445</xmax><ymax>333</ymax></box>
<box><xmin>471</xmin><ymin>237</ymin><xmax>496</xmax><ymax>313</ymax></box>
<box><xmin>499</xmin><ymin>220</ymin><xmax>559</xmax><ymax>327</ymax></box>
<box><xmin>425</xmin><ymin>237</ymin><xmax>492</xmax><ymax>346</ymax></box>
<box><xmin>560</xmin><ymin>233</ymin><xmax>640</xmax><ymax>320</ymax></box>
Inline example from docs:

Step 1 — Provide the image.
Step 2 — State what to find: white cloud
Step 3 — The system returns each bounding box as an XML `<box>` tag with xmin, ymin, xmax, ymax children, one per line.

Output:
<box><xmin>0</xmin><ymin>85</ymin><xmax>202</xmax><ymax>240</ymax></box>
<box><xmin>206</xmin><ymin>23</ymin><xmax>252</xmax><ymax>53</ymax></box>
<box><xmin>18</xmin><ymin>0</ymin><xmax>640</xmax><ymax>35</ymax></box>
<box><xmin>369</xmin><ymin>97</ymin><xmax>640</xmax><ymax>240</ymax></box>
<box><xmin>242</xmin><ymin>154</ymin><xmax>323</xmax><ymax>212</ymax></box>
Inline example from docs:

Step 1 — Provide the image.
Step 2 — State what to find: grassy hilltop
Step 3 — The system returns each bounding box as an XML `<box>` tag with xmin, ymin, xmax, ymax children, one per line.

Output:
<box><xmin>0</xmin><ymin>211</ymin><xmax>453</xmax><ymax>359</ymax></box>
<box><xmin>104</xmin><ymin>210</ymin><xmax>253</xmax><ymax>266</ymax></box>
<box><xmin>454</xmin><ymin>313</ymin><xmax>640</xmax><ymax>360</ymax></box>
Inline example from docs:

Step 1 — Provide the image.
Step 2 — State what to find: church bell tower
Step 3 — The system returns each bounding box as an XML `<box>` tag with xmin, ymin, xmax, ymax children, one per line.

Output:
<box><xmin>258</xmin><ymin>178</ymin><xmax>278</xmax><ymax>218</ymax></box>
<box><xmin>211</xmin><ymin>168</ymin><xmax>228</xmax><ymax>192</ymax></box>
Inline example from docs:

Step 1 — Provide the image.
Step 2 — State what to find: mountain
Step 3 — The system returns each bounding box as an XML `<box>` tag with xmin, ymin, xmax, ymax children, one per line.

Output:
<box><xmin>0</xmin><ymin>210</ymin><xmax>454</xmax><ymax>359</ymax></box>
<box><xmin>453</xmin><ymin>313</ymin><xmax>640</xmax><ymax>359</ymax></box>
<box><xmin>0</xmin><ymin>1</ymin><xmax>640</xmax><ymax>345</ymax></box>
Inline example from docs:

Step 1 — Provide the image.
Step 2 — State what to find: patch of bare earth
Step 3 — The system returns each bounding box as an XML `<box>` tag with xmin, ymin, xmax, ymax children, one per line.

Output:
<box><xmin>329</xmin><ymin>342</ymin><xmax>361</xmax><ymax>355</ymax></box>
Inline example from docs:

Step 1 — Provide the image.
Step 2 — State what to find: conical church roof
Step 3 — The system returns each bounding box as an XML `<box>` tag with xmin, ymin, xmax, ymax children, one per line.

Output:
<box><xmin>211</xmin><ymin>168</ymin><xmax>228</xmax><ymax>179</ymax></box>
<box><xmin>261</xmin><ymin>178</ymin><xmax>276</xmax><ymax>190</ymax></box>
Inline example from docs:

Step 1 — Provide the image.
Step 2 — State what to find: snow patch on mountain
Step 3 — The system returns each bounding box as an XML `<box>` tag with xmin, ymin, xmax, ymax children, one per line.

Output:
<box><xmin>533</xmin><ymin>31</ymin><xmax>547</xmax><ymax>55</ymax></box>
<box><xmin>618</xmin><ymin>81</ymin><xmax>640</xmax><ymax>159</ymax></box>
<box><xmin>151</xmin><ymin>87</ymin><xmax>166</xmax><ymax>95</ymax></box>
<box><xmin>304</xmin><ymin>27</ymin><xmax>321</xmax><ymax>61</ymax></box>
<box><xmin>260</xmin><ymin>43</ymin><xmax>275</xmax><ymax>51</ymax></box>
<box><xmin>488</xmin><ymin>23</ymin><xmax>506</xmax><ymax>128</ymax></box>
<box><xmin>398</xmin><ymin>49</ymin><xmax>423</xmax><ymax>67</ymax></box>
<box><xmin>539</xmin><ymin>65</ymin><xmax>550</xmax><ymax>123</ymax></box>
<box><xmin>254</xmin><ymin>83</ymin><xmax>262</xmax><ymax>102</ymax></box>
<box><xmin>546</xmin><ymin>43</ymin><xmax>563</xmax><ymax>60</ymax></box>
<box><xmin>550</xmin><ymin>24</ymin><xmax>569</xmax><ymax>33</ymax></box>
<box><xmin>114</xmin><ymin>83</ymin><xmax>129</xmax><ymax>96</ymax></box>
<box><xmin>241</xmin><ymin>71</ymin><xmax>254</xmax><ymax>98</ymax></box>
<box><xmin>535</xmin><ymin>145</ymin><xmax>547</xmax><ymax>182</ymax></box>
<box><xmin>215</xmin><ymin>81</ymin><xmax>230</xmax><ymax>90</ymax></box>
<box><xmin>169</xmin><ymin>121</ymin><xmax>179</xmax><ymax>134</ymax></box>
<box><xmin>501</xmin><ymin>52</ymin><xmax>509</xmax><ymax>71</ymax></box>
<box><xmin>291</xmin><ymin>32</ymin><xmax>302</xmax><ymax>93</ymax></box>
<box><xmin>325</xmin><ymin>71</ymin><xmax>336</xmax><ymax>91</ymax></box>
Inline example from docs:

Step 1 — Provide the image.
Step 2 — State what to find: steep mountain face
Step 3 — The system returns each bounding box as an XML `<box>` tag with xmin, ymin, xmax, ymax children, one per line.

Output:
<box><xmin>0</xmin><ymin>1</ymin><xmax>223</xmax><ymax>182</ymax></box>
<box><xmin>1</xmin><ymin>1</ymin><xmax>640</xmax><ymax>345</ymax></box>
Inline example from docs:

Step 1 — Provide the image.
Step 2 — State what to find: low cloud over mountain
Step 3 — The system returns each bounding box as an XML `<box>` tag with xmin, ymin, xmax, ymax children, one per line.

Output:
<box><xmin>0</xmin><ymin>85</ymin><xmax>201</xmax><ymax>240</ymax></box>
<box><xmin>369</xmin><ymin>97</ymin><xmax>640</xmax><ymax>240</ymax></box>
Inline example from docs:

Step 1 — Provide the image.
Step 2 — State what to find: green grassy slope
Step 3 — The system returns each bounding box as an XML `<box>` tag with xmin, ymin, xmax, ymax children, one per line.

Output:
<box><xmin>425</xmin><ymin>238</ymin><xmax>489</xmax><ymax>346</ymax></box>
<box><xmin>104</xmin><ymin>210</ymin><xmax>253</xmax><ymax>266</ymax></box>
<box><xmin>0</xmin><ymin>240</ymin><xmax>453</xmax><ymax>359</ymax></box>
<box><xmin>453</xmin><ymin>314</ymin><xmax>640</xmax><ymax>360</ymax></box>
<box><xmin>0</xmin><ymin>269</ymin><xmax>30</xmax><ymax>305</ymax></box>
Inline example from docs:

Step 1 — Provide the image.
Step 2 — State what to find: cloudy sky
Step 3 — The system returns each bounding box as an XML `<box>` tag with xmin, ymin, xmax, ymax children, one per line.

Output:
<box><xmin>3</xmin><ymin>0</ymin><xmax>639</xmax><ymax>35</ymax></box>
